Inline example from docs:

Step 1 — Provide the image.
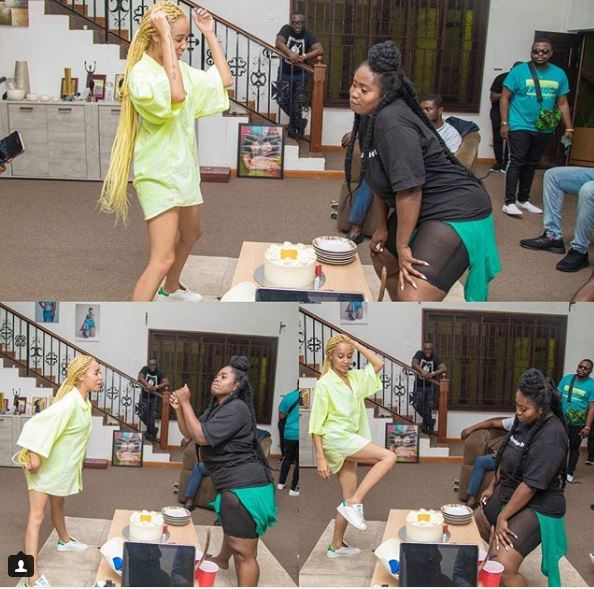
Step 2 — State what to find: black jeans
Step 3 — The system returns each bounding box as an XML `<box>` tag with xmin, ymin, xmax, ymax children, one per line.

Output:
<box><xmin>136</xmin><ymin>393</ymin><xmax>159</xmax><ymax>440</ymax></box>
<box><xmin>567</xmin><ymin>424</ymin><xmax>583</xmax><ymax>476</ymax></box>
<box><xmin>412</xmin><ymin>381</ymin><xmax>437</xmax><ymax>430</ymax></box>
<box><xmin>277</xmin><ymin>68</ymin><xmax>310</xmax><ymax>134</ymax></box>
<box><xmin>279</xmin><ymin>439</ymin><xmax>299</xmax><ymax>490</ymax></box>
<box><xmin>505</xmin><ymin>130</ymin><xmax>550</xmax><ymax>204</ymax></box>
<box><xmin>489</xmin><ymin>109</ymin><xmax>508</xmax><ymax>168</ymax></box>
<box><xmin>589</xmin><ymin>427</ymin><xmax>594</xmax><ymax>462</ymax></box>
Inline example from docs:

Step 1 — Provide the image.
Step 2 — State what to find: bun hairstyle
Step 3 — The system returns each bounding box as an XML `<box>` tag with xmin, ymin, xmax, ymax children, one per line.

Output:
<box><xmin>344</xmin><ymin>40</ymin><xmax>475</xmax><ymax>197</ymax></box>
<box><xmin>495</xmin><ymin>368</ymin><xmax>567</xmax><ymax>487</ymax></box>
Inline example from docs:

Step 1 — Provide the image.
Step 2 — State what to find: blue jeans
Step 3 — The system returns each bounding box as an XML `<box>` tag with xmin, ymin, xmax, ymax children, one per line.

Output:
<box><xmin>185</xmin><ymin>462</ymin><xmax>209</xmax><ymax>500</ymax></box>
<box><xmin>542</xmin><ymin>166</ymin><xmax>594</xmax><ymax>254</ymax></box>
<box><xmin>467</xmin><ymin>454</ymin><xmax>496</xmax><ymax>497</ymax></box>
<box><xmin>348</xmin><ymin>179</ymin><xmax>374</xmax><ymax>226</ymax></box>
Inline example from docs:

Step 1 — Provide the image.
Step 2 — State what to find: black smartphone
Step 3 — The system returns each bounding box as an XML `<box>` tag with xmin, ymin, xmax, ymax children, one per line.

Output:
<box><xmin>0</xmin><ymin>131</ymin><xmax>25</xmax><ymax>165</ymax></box>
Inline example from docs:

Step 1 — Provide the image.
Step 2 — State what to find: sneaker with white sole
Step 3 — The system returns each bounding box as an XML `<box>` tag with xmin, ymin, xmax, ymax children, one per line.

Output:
<box><xmin>516</xmin><ymin>201</ymin><xmax>543</xmax><ymax>214</ymax></box>
<box><xmin>24</xmin><ymin>575</ymin><xmax>51</xmax><ymax>587</ymax></box>
<box><xmin>327</xmin><ymin>544</ymin><xmax>361</xmax><ymax>558</ymax></box>
<box><xmin>156</xmin><ymin>285</ymin><xmax>203</xmax><ymax>302</ymax></box>
<box><xmin>502</xmin><ymin>203</ymin><xmax>523</xmax><ymax>216</ymax></box>
<box><xmin>56</xmin><ymin>537</ymin><xmax>88</xmax><ymax>552</ymax></box>
<box><xmin>337</xmin><ymin>500</ymin><xmax>367</xmax><ymax>531</ymax></box>
<box><xmin>289</xmin><ymin>489</ymin><xmax>299</xmax><ymax>497</ymax></box>
<box><xmin>566</xmin><ymin>473</ymin><xmax>575</xmax><ymax>483</ymax></box>
<box><xmin>277</xmin><ymin>483</ymin><xmax>285</xmax><ymax>490</ymax></box>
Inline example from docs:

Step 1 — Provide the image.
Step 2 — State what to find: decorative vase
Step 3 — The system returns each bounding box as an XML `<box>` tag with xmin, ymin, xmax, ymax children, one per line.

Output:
<box><xmin>14</xmin><ymin>61</ymin><xmax>30</xmax><ymax>94</ymax></box>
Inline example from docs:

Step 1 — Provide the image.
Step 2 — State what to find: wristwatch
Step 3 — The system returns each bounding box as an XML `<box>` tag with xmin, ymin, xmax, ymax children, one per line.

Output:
<box><xmin>501</xmin><ymin>121</ymin><xmax>508</xmax><ymax>126</ymax></box>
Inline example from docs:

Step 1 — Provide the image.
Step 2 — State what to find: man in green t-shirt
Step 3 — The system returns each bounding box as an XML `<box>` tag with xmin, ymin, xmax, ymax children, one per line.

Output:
<box><xmin>277</xmin><ymin>388</ymin><xmax>300</xmax><ymax>495</ymax></box>
<box><xmin>556</xmin><ymin>359</ymin><xmax>594</xmax><ymax>482</ymax></box>
<box><xmin>500</xmin><ymin>38</ymin><xmax>573</xmax><ymax>217</ymax></box>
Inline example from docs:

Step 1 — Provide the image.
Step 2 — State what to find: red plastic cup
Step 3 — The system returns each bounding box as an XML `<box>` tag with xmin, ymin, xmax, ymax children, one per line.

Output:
<box><xmin>195</xmin><ymin>560</ymin><xmax>219</xmax><ymax>587</ymax></box>
<box><xmin>479</xmin><ymin>560</ymin><xmax>504</xmax><ymax>587</ymax></box>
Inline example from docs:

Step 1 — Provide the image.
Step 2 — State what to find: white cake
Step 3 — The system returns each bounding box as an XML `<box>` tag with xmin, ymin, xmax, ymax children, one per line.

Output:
<box><xmin>129</xmin><ymin>510</ymin><xmax>164</xmax><ymax>542</ymax></box>
<box><xmin>264</xmin><ymin>242</ymin><xmax>317</xmax><ymax>288</ymax></box>
<box><xmin>405</xmin><ymin>509</ymin><xmax>444</xmax><ymax>542</ymax></box>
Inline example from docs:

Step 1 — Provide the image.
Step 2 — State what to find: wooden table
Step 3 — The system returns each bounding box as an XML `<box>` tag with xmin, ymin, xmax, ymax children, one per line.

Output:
<box><xmin>231</xmin><ymin>241</ymin><xmax>374</xmax><ymax>301</ymax></box>
<box><xmin>370</xmin><ymin>509</ymin><xmax>486</xmax><ymax>587</ymax></box>
<box><xmin>94</xmin><ymin>509</ymin><xmax>201</xmax><ymax>587</ymax></box>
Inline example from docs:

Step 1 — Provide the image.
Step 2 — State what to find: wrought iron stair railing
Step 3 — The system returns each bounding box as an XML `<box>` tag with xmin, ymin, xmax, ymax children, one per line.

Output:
<box><xmin>0</xmin><ymin>302</ymin><xmax>171</xmax><ymax>447</ymax></box>
<box><xmin>48</xmin><ymin>0</ymin><xmax>327</xmax><ymax>151</ymax></box>
<box><xmin>299</xmin><ymin>306</ymin><xmax>450</xmax><ymax>442</ymax></box>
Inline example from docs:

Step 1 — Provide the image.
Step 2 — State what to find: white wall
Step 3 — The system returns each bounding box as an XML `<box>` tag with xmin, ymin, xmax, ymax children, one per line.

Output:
<box><xmin>5</xmin><ymin>302</ymin><xmax>299</xmax><ymax>453</ymax></box>
<box><xmin>303</xmin><ymin>302</ymin><xmax>594</xmax><ymax>436</ymax></box>
<box><xmin>565</xmin><ymin>0</ymin><xmax>594</xmax><ymax>31</ymax></box>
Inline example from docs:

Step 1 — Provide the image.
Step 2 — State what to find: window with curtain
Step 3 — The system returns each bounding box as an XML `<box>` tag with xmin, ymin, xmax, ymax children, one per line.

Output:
<box><xmin>293</xmin><ymin>0</ymin><xmax>490</xmax><ymax>111</ymax></box>
<box><xmin>148</xmin><ymin>330</ymin><xmax>278</xmax><ymax>423</ymax></box>
<box><xmin>423</xmin><ymin>311</ymin><xmax>567</xmax><ymax>411</ymax></box>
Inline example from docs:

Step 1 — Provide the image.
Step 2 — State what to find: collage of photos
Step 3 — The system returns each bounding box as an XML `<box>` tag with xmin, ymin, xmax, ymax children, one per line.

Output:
<box><xmin>1</xmin><ymin>1</ymin><xmax>593</xmax><ymax>588</ymax></box>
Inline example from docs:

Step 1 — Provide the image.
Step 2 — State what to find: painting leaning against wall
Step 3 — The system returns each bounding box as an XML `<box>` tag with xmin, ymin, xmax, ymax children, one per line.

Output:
<box><xmin>0</xmin><ymin>0</ymin><xmax>28</xmax><ymax>26</ymax></box>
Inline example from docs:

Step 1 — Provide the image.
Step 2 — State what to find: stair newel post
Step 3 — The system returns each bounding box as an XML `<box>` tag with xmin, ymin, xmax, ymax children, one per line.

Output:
<box><xmin>159</xmin><ymin>390</ymin><xmax>170</xmax><ymax>450</ymax></box>
<box><xmin>437</xmin><ymin>373</ymin><xmax>449</xmax><ymax>444</ymax></box>
<box><xmin>104</xmin><ymin>0</ymin><xmax>109</xmax><ymax>42</ymax></box>
<box><xmin>309</xmin><ymin>57</ymin><xmax>326</xmax><ymax>153</ymax></box>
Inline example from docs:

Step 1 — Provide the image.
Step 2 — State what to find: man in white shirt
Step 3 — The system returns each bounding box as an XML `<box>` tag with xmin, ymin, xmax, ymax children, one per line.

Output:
<box><xmin>421</xmin><ymin>94</ymin><xmax>463</xmax><ymax>153</ymax></box>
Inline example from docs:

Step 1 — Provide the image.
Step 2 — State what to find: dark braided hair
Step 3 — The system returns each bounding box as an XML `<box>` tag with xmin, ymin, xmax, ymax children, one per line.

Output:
<box><xmin>344</xmin><ymin>41</ymin><xmax>476</xmax><ymax>197</ymax></box>
<box><xmin>495</xmin><ymin>368</ymin><xmax>568</xmax><ymax>489</ymax></box>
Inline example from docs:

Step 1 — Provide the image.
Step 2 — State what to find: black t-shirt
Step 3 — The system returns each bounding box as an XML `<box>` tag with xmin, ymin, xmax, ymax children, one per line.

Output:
<box><xmin>277</xmin><ymin>24</ymin><xmax>318</xmax><ymax>75</ymax></box>
<box><xmin>199</xmin><ymin>397</ymin><xmax>271</xmax><ymax>492</ymax></box>
<box><xmin>498</xmin><ymin>416</ymin><xmax>567</xmax><ymax>516</ymax></box>
<box><xmin>412</xmin><ymin>351</ymin><xmax>442</xmax><ymax>387</ymax></box>
<box><xmin>489</xmin><ymin>72</ymin><xmax>509</xmax><ymax>113</ymax></box>
<box><xmin>139</xmin><ymin>366</ymin><xmax>166</xmax><ymax>397</ymax></box>
<box><xmin>364</xmin><ymin>100</ymin><xmax>492</xmax><ymax>223</ymax></box>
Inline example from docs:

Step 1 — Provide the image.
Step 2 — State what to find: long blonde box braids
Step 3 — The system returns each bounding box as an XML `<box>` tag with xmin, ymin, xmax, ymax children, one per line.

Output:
<box><xmin>13</xmin><ymin>355</ymin><xmax>97</xmax><ymax>468</ymax></box>
<box><xmin>322</xmin><ymin>334</ymin><xmax>354</xmax><ymax>375</ymax></box>
<box><xmin>98</xmin><ymin>1</ymin><xmax>186</xmax><ymax>222</ymax></box>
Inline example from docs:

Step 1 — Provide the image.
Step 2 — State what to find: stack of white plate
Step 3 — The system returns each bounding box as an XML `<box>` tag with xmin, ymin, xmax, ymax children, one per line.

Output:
<box><xmin>440</xmin><ymin>503</ymin><xmax>473</xmax><ymax>525</ymax></box>
<box><xmin>161</xmin><ymin>505</ymin><xmax>191</xmax><ymax>526</ymax></box>
<box><xmin>312</xmin><ymin>235</ymin><xmax>357</xmax><ymax>265</ymax></box>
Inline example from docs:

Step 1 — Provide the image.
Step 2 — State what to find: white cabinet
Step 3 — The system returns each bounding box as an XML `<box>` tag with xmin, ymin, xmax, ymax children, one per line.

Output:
<box><xmin>8</xmin><ymin>104</ymin><xmax>49</xmax><ymax>177</ymax></box>
<box><xmin>47</xmin><ymin>105</ymin><xmax>88</xmax><ymax>178</ymax></box>
<box><xmin>0</xmin><ymin>415</ymin><xmax>29</xmax><ymax>467</ymax></box>
<box><xmin>99</xmin><ymin>105</ymin><xmax>122</xmax><ymax>179</ymax></box>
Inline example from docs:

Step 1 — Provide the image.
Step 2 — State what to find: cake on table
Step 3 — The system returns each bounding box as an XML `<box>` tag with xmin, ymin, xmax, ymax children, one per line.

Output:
<box><xmin>405</xmin><ymin>509</ymin><xmax>444</xmax><ymax>542</ymax></box>
<box><xmin>264</xmin><ymin>242</ymin><xmax>317</xmax><ymax>288</ymax></box>
<box><xmin>129</xmin><ymin>510</ymin><xmax>164</xmax><ymax>542</ymax></box>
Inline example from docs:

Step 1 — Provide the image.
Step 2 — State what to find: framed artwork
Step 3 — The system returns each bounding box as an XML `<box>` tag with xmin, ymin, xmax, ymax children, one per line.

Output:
<box><xmin>60</xmin><ymin>77</ymin><xmax>78</xmax><ymax>98</ymax></box>
<box><xmin>91</xmin><ymin>74</ymin><xmax>107</xmax><ymax>100</ymax></box>
<box><xmin>112</xmin><ymin>431</ymin><xmax>144</xmax><ymax>467</ymax></box>
<box><xmin>32</xmin><ymin>396</ymin><xmax>47</xmax><ymax>413</ymax></box>
<box><xmin>299</xmin><ymin>387</ymin><xmax>311</xmax><ymax>409</ymax></box>
<box><xmin>386</xmin><ymin>422</ymin><xmax>420</xmax><ymax>463</ymax></box>
<box><xmin>16</xmin><ymin>396</ymin><xmax>27</xmax><ymax>415</ymax></box>
<box><xmin>75</xmin><ymin>304</ymin><xmax>100</xmax><ymax>341</ymax></box>
<box><xmin>0</xmin><ymin>0</ymin><xmax>29</xmax><ymax>26</ymax></box>
<box><xmin>35</xmin><ymin>301</ymin><xmax>59</xmax><ymax>323</ymax></box>
<box><xmin>339</xmin><ymin>301</ymin><xmax>367</xmax><ymax>324</ymax></box>
<box><xmin>237</xmin><ymin>123</ymin><xmax>284</xmax><ymax>179</ymax></box>
<box><xmin>114</xmin><ymin>74</ymin><xmax>125</xmax><ymax>101</ymax></box>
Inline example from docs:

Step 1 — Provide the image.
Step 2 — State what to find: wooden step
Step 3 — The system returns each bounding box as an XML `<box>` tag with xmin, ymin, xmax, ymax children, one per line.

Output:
<box><xmin>200</xmin><ymin>166</ymin><xmax>230</xmax><ymax>183</ymax></box>
<box><xmin>84</xmin><ymin>458</ymin><xmax>108</xmax><ymax>469</ymax></box>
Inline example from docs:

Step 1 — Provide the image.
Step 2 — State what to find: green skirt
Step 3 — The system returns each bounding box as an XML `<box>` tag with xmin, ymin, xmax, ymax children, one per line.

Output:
<box><xmin>445</xmin><ymin>214</ymin><xmax>501</xmax><ymax>301</ymax></box>
<box><xmin>211</xmin><ymin>483</ymin><xmax>278</xmax><ymax>537</ymax></box>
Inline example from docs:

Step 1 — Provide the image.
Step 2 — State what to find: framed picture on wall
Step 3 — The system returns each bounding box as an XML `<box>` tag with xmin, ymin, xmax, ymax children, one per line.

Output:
<box><xmin>385</xmin><ymin>422</ymin><xmax>420</xmax><ymax>463</ymax></box>
<box><xmin>75</xmin><ymin>304</ymin><xmax>100</xmax><ymax>341</ymax></box>
<box><xmin>35</xmin><ymin>301</ymin><xmax>59</xmax><ymax>323</ymax></box>
<box><xmin>112</xmin><ymin>431</ymin><xmax>143</xmax><ymax>467</ymax></box>
<box><xmin>237</xmin><ymin>123</ymin><xmax>284</xmax><ymax>179</ymax></box>
<box><xmin>91</xmin><ymin>74</ymin><xmax>107</xmax><ymax>100</ymax></box>
<box><xmin>339</xmin><ymin>301</ymin><xmax>367</xmax><ymax>324</ymax></box>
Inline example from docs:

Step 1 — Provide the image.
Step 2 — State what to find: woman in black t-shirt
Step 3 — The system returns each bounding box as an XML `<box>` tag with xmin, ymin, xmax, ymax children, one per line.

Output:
<box><xmin>345</xmin><ymin>41</ymin><xmax>501</xmax><ymax>302</ymax></box>
<box><xmin>170</xmin><ymin>355</ymin><xmax>277</xmax><ymax>587</ymax></box>
<box><xmin>475</xmin><ymin>369</ymin><xmax>568</xmax><ymax>587</ymax></box>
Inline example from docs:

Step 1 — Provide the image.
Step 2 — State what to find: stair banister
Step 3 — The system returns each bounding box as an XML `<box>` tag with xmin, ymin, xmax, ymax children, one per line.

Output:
<box><xmin>438</xmin><ymin>374</ymin><xmax>450</xmax><ymax>444</ymax></box>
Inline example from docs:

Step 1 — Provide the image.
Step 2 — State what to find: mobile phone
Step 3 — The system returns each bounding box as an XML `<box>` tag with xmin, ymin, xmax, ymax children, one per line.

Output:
<box><xmin>560</xmin><ymin>135</ymin><xmax>572</xmax><ymax>149</ymax></box>
<box><xmin>0</xmin><ymin>131</ymin><xmax>25</xmax><ymax>165</ymax></box>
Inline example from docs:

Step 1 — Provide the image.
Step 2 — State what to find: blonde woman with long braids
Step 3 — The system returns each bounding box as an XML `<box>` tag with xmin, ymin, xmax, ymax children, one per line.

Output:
<box><xmin>309</xmin><ymin>335</ymin><xmax>396</xmax><ymax>558</ymax></box>
<box><xmin>14</xmin><ymin>356</ymin><xmax>103</xmax><ymax>587</ymax></box>
<box><xmin>99</xmin><ymin>2</ymin><xmax>233</xmax><ymax>302</ymax></box>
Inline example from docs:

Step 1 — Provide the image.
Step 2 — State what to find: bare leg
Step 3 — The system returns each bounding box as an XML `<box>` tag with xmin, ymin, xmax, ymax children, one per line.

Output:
<box><xmin>331</xmin><ymin>461</ymin><xmax>358</xmax><ymax>550</ymax></box>
<box><xmin>490</xmin><ymin>546</ymin><xmax>526</xmax><ymax>587</ymax></box>
<box><xmin>131</xmin><ymin>208</ymin><xmax>180</xmax><ymax>301</ymax></box>
<box><xmin>346</xmin><ymin>442</ymin><xmax>397</xmax><ymax>504</ymax></box>
<box><xmin>211</xmin><ymin>533</ymin><xmax>232</xmax><ymax>570</ymax></box>
<box><xmin>163</xmin><ymin>205</ymin><xmax>202</xmax><ymax>293</ymax></box>
<box><xmin>25</xmin><ymin>490</ymin><xmax>50</xmax><ymax>583</ymax></box>
<box><xmin>474</xmin><ymin>507</ymin><xmax>493</xmax><ymax>542</ymax></box>
<box><xmin>226</xmin><ymin>535</ymin><xmax>259</xmax><ymax>587</ymax></box>
<box><xmin>49</xmin><ymin>495</ymin><xmax>70</xmax><ymax>543</ymax></box>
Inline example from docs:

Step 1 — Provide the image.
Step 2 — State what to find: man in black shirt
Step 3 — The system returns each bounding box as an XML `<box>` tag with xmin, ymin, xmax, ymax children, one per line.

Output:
<box><xmin>275</xmin><ymin>14</ymin><xmax>323</xmax><ymax>139</ymax></box>
<box><xmin>489</xmin><ymin>62</ymin><xmax>522</xmax><ymax>172</ymax></box>
<box><xmin>411</xmin><ymin>343</ymin><xmax>446</xmax><ymax>433</ymax></box>
<box><xmin>137</xmin><ymin>357</ymin><xmax>169</xmax><ymax>441</ymax></box>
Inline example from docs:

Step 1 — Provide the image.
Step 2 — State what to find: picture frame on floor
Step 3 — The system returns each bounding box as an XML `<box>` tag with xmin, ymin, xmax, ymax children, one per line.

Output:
<box><xmin>237</xmin><ymin>123</ymin><xmax>284</xmax><ymax>179</ymax></box>
<box><xmin>112</xmin><ymin>431</ymin><xmax>144</xmax><ymax>467</ymax></box>
<box><xmin>339</xmin><ymin>301</ymin><xmax>367</xmax><ymax>324</ymax></box>
<box><xmin>386</xmin><ymin>422</ymin><xmax>420</xmax><ymax>463</ymax></box>
<box><xmin>75</xmin><ymin>303</ymin><xmax>100</xmax><ymax>341</ymax></box>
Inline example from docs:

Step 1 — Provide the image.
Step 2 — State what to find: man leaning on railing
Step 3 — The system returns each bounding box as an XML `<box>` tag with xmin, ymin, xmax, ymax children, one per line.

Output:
<box><xmin>137</xmin><ymin>357</ymin><xmax>169</xmax><ymax>442</ymax></box>
<box><xmin>275</xmin><ymin>13</ymin><xmax>323</xmax><ymax>139</ymax></box>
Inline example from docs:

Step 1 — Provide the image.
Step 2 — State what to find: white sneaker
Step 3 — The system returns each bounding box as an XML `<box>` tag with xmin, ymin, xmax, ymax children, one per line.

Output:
<box><xmin>289</xmin><ymin>489</ymin><xmax>299</xmax><ymax>497</ymax></box>
<box><xmin>566</xmin><ymin>473</ymin><xmax>575</xmax><ymax>483</ymax></box>
<box><xmin>56</xmin><ymin>537</ymin><xmax>88</xmax><ymax>552</ymax></box>
<box><xmin>25</xmin><ymin>575</ymin><xmax>51</xmax><ymax>587</ymax></box>
<box><xmin>337</xmin><ymin>501</ymin><xmax>367</xmax><ymax>531</ymax></box>
<box><xmin>277</xmin><ymin>483</ymin><xmax>285</xmax><ymax>490</ymax></box>
<box><xmin>156</xmin><ymin>285</ymin><xmax>203</xmax><ymax>302</ymax></box>
<box><xmin>327</xmin><ymin>544</ymin><xmax>361</xmax><ymax>558</ymax></box>
<box><xmin>516</xmin><ymin>201</ymin><xmax>543</xmax><ymax>214</ymax></box>
<box><xmin>502</xmin><ymin>203</ymin><xmax>523</xmax><ymax>216</ymax></box>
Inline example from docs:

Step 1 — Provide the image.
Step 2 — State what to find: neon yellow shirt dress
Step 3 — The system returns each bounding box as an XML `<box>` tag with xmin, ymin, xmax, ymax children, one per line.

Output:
<box><xmin>309</xmin><ymin>364</ymin><xmax>382</xmax><ymax>474</ymax></box>
<box><xmin>16</xmin><ymin>389</ymin><xmax>92</xmax><ymax>496</ymax></box>
<box><xmin>128</xmin><ymin>53</ymin><xmax>230</xmax><ymax>220</ymax></box>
